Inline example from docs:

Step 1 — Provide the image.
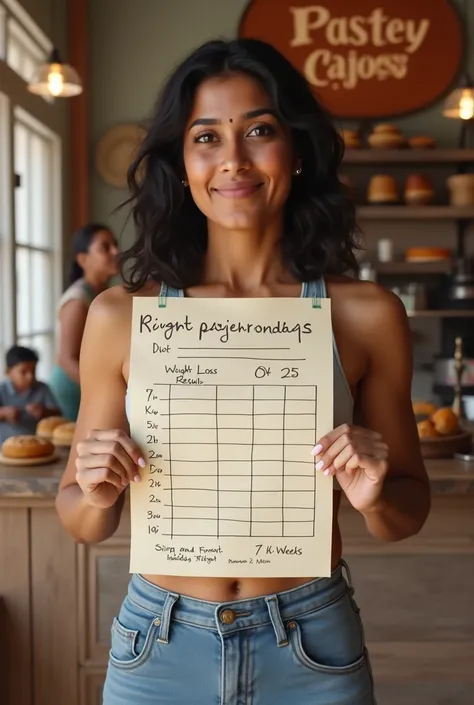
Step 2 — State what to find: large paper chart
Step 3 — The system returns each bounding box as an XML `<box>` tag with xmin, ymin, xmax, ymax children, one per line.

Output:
<box><xmin>128</xmin><ymin>297</ymin><xmax>334</xmax><ymax>577</ymax></box>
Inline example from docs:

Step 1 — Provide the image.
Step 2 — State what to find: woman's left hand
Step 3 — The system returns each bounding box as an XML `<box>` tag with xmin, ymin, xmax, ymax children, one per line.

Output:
<box><xmin>312</xmin><ymin>424</ymin><xmax>389</xmax><ymax>514</ymax></box>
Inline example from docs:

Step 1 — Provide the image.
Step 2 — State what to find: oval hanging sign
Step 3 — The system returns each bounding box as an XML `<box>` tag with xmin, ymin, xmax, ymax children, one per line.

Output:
<box><xmin>239</xmin><ymin>0</ymin><xmax>464</xmax><ymax>119</ymax></box>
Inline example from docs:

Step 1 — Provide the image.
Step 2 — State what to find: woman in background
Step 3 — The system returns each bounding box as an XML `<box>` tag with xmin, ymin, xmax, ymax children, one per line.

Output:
<box><xmin>49</xmin><ymin>223</ymin><xmax>119</xmax><ymax>420</ymax></box>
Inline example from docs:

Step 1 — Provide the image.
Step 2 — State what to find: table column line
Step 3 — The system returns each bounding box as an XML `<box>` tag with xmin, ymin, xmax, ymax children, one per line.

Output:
<box><xmin>168</xmin><ymin>383</ymin><xmax>174</xmax><ymax>539</ymax></box>
<box><xmin>282</xmin><ymin>385</ymin><xmax>286</xmax><ymax>534</ymax></box>
<box><xmin>313</xmin><ymin>385</ymin><xmax>317</xmax><ymax>533</ymax></box>
<box><xmin>250</xmin><ymin>385</ymin><xmax>255</xmax><ymax>537</ymax></box>
<box><xmin>215</xmin><ymin>385</ymin><xmax>219</xmax><ymax>539</ymax></box>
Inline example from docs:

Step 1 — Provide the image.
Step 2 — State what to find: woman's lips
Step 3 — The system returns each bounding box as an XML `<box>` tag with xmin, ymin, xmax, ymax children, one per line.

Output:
<box><xmin>213</xmin><ymin>183</ymin><xmax>263</xmax><ymax>199</ymax></box>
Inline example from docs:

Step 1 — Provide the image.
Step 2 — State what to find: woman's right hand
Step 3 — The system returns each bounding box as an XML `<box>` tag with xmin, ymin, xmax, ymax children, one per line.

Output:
<box><xmin>76</xmin><ymin>429</ymin><xmax>146</xmax><ymax>508</ymax></box>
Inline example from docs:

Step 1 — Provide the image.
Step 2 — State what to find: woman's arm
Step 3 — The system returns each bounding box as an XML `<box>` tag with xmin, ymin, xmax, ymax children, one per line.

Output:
<box><xmin>354</xmin><ymin>291</ymin><xmax>430</xmax><ymax>540</ymax></box>
<box><xmin>55</xmin><ymin>290</ymin><xmax>141</xmax><ymax>543</ymax></box>
<box><xmin>57</xmin><ymin>299</ymin><xmax>89</xmax><ymax>383</ymax></box>
<box><xmin>315</xmin><ymin>286</ymin><xmax>430</xmax><ymax>542</ymax></box>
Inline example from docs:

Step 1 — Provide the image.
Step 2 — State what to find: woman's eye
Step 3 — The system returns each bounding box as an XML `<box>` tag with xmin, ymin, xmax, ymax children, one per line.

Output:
<box><xmin>248</xmin><ymin>123</ymin><xmax>274</xmax><ymax>137</ymax></box>
<box><xmin>194</xmin><ymin>132</ymin><xmax>216</xmax><ymax>144</ymax></box>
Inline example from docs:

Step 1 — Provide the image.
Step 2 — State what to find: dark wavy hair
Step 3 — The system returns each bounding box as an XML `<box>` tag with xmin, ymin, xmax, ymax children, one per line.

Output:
<box><xmin>121</xmin><ymin>38</ymin><xmax>359</xmax><ymax>291</ymax></box>
<box><xmin>68</xmin><ymin>222</ymin><xmax>113</xmax><ymax>285</ymax></box>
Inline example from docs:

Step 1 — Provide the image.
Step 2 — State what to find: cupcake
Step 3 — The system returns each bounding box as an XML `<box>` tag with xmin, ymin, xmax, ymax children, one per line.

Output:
<box><xmin>368</xmin><ymin>123</ymin><xmax>405</xmax><ymax>149</ymax></box>
<box><xmin>367</xmin><ymin>174</ymin><xmax>399</xmax><ymax>204</ymax></box>
<box><xmin>404</xmin><ymin>174</ymin><xmax>435</xmax><ymax>205</ymax></box>
<box><xmin>341</xmin><ymin>129</ymin><xmax>360</xmax><ymax>149</ymax></box>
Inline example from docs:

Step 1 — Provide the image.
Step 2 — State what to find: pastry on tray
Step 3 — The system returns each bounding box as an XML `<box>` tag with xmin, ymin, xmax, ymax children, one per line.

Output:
<box><xmin>405</xmin><ymin>247</ymin><xmax>451</xmax><ymax>262</ymax></box>
<box><xmin>36</xmin><ymin>415</ymin><xmax>67</xmax><ymax>438</ymax></box>
<box><xmin>404</xmin><ymin>174</ymin><xmax>435</xmax><ymax>205</ymax></box>
<box><xmin>368</xmin><ymin>123</ymin><xmax>405</xmax><ymax>149</ymax></box>
<box><xmin>341</xmin><ymin>129</ymin><xmax>360</xmax><ymax>149</ymax></box>
<box><xmin>2</xmin><ymin>435</ymin><xmax>55</xmax><ymax>459</ymax></box>
<box><xmin>367</xmin><ymin>174</ymin><xmax>399</xmax><ymax>204</ymax></box>
<box><xmin>52</xmin><ymin>422</ymin><xmax>76</xmax><ymax>446</ymax></box>
<box><xmin>408</xmin><ymin>136</ymin><xmax>436</xmax><ymax>149</ymax></box>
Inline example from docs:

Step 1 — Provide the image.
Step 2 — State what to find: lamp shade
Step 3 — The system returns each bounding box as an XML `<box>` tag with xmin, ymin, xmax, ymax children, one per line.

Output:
<box><xmin>27</xmin><ymin>48</ymin><xmax>82</xmax><ymax>98</ymax></box>
<box><xmin>443</xmin><ymin>86</ymin><xmax>474</xmax><ymax>120</ymax></box>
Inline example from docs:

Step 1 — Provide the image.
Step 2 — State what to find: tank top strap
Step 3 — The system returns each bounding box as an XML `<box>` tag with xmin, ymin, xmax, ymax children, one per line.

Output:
<box><xmin>303</xmin><ymin>278</ymin><xmax>326</xmax><ymax>299</ymax></box>
<box><xmin>159</xmin><ymin>283</ymin><xmax>184</xmax><ymax>298</ymax></box>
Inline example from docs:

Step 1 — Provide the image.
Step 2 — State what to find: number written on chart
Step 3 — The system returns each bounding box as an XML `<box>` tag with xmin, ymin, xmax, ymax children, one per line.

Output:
<box><xmin>254</xmin><ymin>366</ymin><xmax>299</xmax><ymax>379</ymax></box>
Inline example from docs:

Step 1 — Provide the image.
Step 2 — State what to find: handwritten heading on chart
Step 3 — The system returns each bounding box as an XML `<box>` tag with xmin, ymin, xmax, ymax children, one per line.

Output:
<box><xmin>128</xmin><ymin>297</ymin><xmax>334</xmax><ymax>578</ymax></box>
<box><xmin>139</xmin><ymin>314</ymin><xmax>313</xmax><ymax>343</ymax></box>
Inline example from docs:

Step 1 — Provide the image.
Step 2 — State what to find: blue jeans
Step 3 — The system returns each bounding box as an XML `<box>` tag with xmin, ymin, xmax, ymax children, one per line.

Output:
<box><xmin>103</xmin><ymin>561</ymin><xmax>375</xmax><ymax>704</ymax></box>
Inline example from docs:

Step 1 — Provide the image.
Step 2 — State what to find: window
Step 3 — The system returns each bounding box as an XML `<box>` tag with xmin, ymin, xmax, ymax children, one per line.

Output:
<box><xmin>0</xmin><ymin>3</ymin><xmax>62</xmax><ymax>380</ymax></box>
<box><xmin>12</xmin><ymin>108</ymin><xmax>61</xmax><ymax>379</ymax></box>
<box><xmin>6</xmin><ymin>16</ymin><xmax>46</xmax><ymax>83</ymax></box>
<box><xmin>1</xmin><ymin>0</ymin><xmax>51</xmax><ymax>83</ymax></box>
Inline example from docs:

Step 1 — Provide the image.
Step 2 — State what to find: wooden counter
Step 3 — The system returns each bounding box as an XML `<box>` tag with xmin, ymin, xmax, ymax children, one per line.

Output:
<box><xmin>0</xmin><ymin>457</ymin><xmax>473</xmax><ymax>705</ymax></box>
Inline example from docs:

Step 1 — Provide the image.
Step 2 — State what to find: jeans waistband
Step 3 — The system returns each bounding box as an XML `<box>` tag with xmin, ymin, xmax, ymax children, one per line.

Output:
<box><xmin>127</xmin><ymin>561</ymin><xmax>352</xmax><ymax>643</ymax></box>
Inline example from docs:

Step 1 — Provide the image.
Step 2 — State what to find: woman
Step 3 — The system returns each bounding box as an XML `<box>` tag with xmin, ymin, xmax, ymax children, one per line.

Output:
<box><xmin>49</xmin><ymin>223</ymin><xmax>119</xmax><ymax>420</ymax></box>
<box><xmin>56</xmin><ymin>39</ymin><xmax>430</xmax><ymax>704</ymax></box>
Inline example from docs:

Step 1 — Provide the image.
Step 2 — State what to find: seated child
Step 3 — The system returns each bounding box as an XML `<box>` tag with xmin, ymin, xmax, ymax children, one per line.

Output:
<box><xmin>0</xmin><ymin>346</ymin><xmax>60</xmax><ymax>444</ymax></box>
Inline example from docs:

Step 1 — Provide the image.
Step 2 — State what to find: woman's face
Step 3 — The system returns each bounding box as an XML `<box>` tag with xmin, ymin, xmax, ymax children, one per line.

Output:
<box><xmin>79</xmin><ymin>230</ymin><xmax>119</xmax><ymax>279</ymax></box>
<box><xmin>183</xmin><ymin>73</ymin><xmax>297</xmax><ymax>232</ymax></box>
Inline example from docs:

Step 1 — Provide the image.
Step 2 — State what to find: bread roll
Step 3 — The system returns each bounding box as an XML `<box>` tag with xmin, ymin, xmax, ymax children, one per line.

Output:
<box><xmin>36</xmin><ymin>416</ymin><xmax>67</xmax><ymax>438</ymax></box>
<box><xmin>2</xmin><ymin>435</ymin><xmax>55</xmax><ymax>459</ymax></box>
<box><xmin>52</xmin><ymin>422</ymin><xmax>76</xmax><ymax>446</ymax></box>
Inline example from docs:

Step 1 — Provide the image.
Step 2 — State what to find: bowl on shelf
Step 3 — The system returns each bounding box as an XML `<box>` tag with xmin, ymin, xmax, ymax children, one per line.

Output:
<box><xmin>419</xmin><ymin>430</ymin><xmax>472</xmax><ymax>459</ymax></box>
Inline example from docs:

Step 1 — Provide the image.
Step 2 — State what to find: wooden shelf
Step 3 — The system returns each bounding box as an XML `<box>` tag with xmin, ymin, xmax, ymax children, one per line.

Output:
<box><xmin>407</xmin><ymin>310</ymin><xmax>474</xmax><ymax>318</ymax></box>
<box><xmin>374</xmin><ymin>261</ymin><xmax>452</xmax><ymax>275</ymax></box>
<box><xmin>344</xmin><ymin>149</ymin><xmax>474</xmax><ymax>165</ymax></box>
<box><xmin>357</xmin><ymin>206</ymin><xmax>474</xmax><ymax>220</ymax></box>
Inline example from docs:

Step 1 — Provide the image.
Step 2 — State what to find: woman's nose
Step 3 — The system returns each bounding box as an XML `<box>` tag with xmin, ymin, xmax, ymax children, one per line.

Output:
<box><xmin>220</xmin><ymin>137</ymin><xmax>251</xmax><ymax>173</ymax></box>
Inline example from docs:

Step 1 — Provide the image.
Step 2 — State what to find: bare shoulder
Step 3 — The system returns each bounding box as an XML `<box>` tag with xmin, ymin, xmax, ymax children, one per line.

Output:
<box><xmin>87</xmin><ymin>281</ymin><xmax>160</xmax><ymax>324</ymax></box>
<box><xmin>327</xmin><ymin>275</ymin><xmax>408</xmax><ymax>336</ymax></box>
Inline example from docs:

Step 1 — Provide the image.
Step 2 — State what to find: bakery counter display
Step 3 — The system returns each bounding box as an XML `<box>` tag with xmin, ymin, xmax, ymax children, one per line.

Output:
<box><xmin>340</xmin><ymin>122</ymin><xmax>474</xmax><ymax>222</ymax></box>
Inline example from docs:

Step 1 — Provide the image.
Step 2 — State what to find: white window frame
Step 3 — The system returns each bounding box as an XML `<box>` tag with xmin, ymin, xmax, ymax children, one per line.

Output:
<box><xmin>12</xmin><ymin>105</ymin><xmax>62</xmax><ymax>376</ymax></box>
<box><xmin>0</xmin><ymin>0</ymin><xmax>52</xmax><ymax>84</ymax></box>
<box><xmin>0</xmin><ymin>91</ymin><xmax>14</xmax><ymax>362</ymax></box>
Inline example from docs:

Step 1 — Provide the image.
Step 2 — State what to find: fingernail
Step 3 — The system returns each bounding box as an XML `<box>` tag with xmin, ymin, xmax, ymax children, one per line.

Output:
<box><xmin>134</xmin><ymin>474</ymin><xmax>142</xmax><ymax>483</ymax></box>
<box><xmin>315</xmin><ymin>460</ymin><xmax>324</xmax><ymax>471</ymax></box>
<box><xmin>323</xmin><ymin>468</ymin><xmax>331</xmax><ymax>476</ymax></box>
<box><xmin>137</xmin><ymin>457</ymin><xmax>146</xmax><ymax>468</ymax></box>
<box><xmin>311</xmin><ymin>444</ymin><xmax>323</xmax><ymax>456</ymax></box>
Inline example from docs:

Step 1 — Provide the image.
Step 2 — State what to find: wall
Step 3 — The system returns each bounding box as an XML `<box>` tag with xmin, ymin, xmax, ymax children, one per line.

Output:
<box><xmin>88</xmin><ymin>0</ymin><xmax>474</xmax><ymax>402</ymax></box>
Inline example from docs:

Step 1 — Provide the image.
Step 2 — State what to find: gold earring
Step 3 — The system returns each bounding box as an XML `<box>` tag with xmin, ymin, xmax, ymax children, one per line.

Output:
<box><xmin>295</xmin><ymin>167</ymin><xmax>302</xmax><ymax>175</ymax></box>
<box><xmin>182</xmin><ymin>179</ymin><xmax>188</xmax><ymax>187</ymax></box>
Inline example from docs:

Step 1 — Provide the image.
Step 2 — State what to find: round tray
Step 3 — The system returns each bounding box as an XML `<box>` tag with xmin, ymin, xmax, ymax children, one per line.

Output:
<box><xmin>420</xmin><ymin>430</ymin><xmax>472</xmax><ymax>459</ymax></box>
<box><xmin>0</xmin><ymin>452</ymin><xmax>59</xmax><ymax>467</ymax></box>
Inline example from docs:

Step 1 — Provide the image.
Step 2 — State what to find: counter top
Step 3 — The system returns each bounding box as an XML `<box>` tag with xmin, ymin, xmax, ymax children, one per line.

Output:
<box><xmin>0</xmin><ymin>456</ymin><xmax>473</xmax><ymax>500</ymax></box>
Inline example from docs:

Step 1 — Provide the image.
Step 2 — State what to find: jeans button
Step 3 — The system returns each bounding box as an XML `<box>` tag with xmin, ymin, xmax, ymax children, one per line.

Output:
<box><xmin>220</xmin><ymin>609</ymin><xmax>236</xmax><ymax>624</ymax></box>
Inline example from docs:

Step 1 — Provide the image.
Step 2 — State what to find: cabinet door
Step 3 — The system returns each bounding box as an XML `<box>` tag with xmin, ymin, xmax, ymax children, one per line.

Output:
<box><xmin>80</xmin><ymin>668</ymin><xmax>105</xmax><ymax>705</ymax></box>
<box><xmin>78</xmin><ymin>543</ymin><xmax>131</xmax><ymax>664</ymax></box>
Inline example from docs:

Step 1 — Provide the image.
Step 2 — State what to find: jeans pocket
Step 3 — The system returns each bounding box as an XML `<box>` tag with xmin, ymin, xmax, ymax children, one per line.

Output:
<box><xmin>109</xmin><ymin>601</ymin><xmax>161</xmax><ymax>670</ymax></box>
<box><xmin>288</xmin><ymin>620</ymin><xmax>366</xmax><ymax>675</ymax></box>
<box><xmin>287</xmin><ymin>590</ymin><xmax>366</xmax><ymax>675</ymax></box>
